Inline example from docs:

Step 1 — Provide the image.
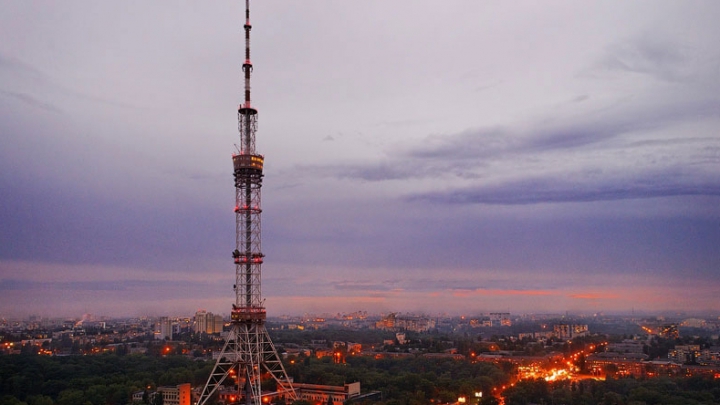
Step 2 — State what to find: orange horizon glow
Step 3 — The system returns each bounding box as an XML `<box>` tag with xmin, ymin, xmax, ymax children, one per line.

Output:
<box><xmin>569</xmin><ymin>293</ymin><xmax>620</xmax><ymax>300</ymax></box>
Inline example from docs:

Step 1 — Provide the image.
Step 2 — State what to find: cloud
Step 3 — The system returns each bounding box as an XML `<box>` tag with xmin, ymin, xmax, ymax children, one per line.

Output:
<box><xmin>597</xmin><ymin>35</ymin><xmax>694</xmax><ymax>82</ymax></box>
<box><xmin>292</xmin><ymin>95</ymin><xmax>720</xmax><ymax>210</ymax></box>
<box><xmin>331</xmin><ymin>280</ymin><xmax>398</xmax><ymax>291</ymax></box>
<box><xmin>296</xmin><ymin>94</ymin><xmax>720</xmax><ymax>186</ymax></box>
<box><xmin>0</xmin><ymin>53</ymin><xmax>48</xmax><ymax>82</ymax></box>
<box><xmin>0</xmin><ymin>177</ymin><xmax>229</xmax><ymax>270</ymax></box>
<box><xmin>0</xmin><ymin>90</ymin><xmax>62</xmax><ymax>113</ymax></box>
<box><xmin>0</xmin><ymin>51</ymin><xmax>139</xmax><ymax>110</ymax></box>
<box><xmin>452</xmin><ymin>289</ymin><xmax>556</xmax><ymax>298</ymax></box>
<box><xmin>407</xmin><ymin>171</ymin><xmax>720</xmax><ymax>205</ymax></box>
<box><xmin>570</xmin><ymin>293</ymin><xmax>620</xmax><ymax>300</ymax></box>
<box><xmin>0</xmin><ymin>278</ymin><xmax>192</xmax><ymax>292</ymax></box>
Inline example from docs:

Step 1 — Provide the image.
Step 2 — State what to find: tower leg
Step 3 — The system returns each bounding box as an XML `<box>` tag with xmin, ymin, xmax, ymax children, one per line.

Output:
<box><xmin>198</xmin><ymin>322</ymin><xmax>296</xmax><ymax>405</ymax></box>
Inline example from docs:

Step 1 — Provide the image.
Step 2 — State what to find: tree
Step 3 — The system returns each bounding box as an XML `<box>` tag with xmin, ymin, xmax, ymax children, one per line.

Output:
<box><xmin>0</xmin><ymin>396</ymin><xmax>28</xmax><ymax>405</ymax></box>
<box><xmin>56</xmin><ymin>389</ymin><xmax>86</xmax><ymax>405</ymax></box>
<box><xmin>602</xmin><ymin>392</ymin><xmax>623</xmax><ymax>405</ymax></box>
<box><xmin>26</xmin><ymin>396</ymin><xmax>53</xmax><ymax>405</ymax></box>
<box><xmin>503</xmin><ymin>380</ymin><xmax>550</xmax><ymax>405</ymax></box>
<box><xmin>479</xmin><ymin>396</ymin><xmax>499</xmax><ymax>405</ymax></box>
<box><xmin>153</xmin><ymin>391</ymin><xmax>164</xmax><ymax>405</ymax></box>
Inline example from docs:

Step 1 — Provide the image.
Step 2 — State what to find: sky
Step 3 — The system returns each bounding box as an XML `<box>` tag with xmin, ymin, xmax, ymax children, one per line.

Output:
<box><xmin>1</xmin><ymin>1</ymin><xmax>719</xmax><ymax>319</ymax></box>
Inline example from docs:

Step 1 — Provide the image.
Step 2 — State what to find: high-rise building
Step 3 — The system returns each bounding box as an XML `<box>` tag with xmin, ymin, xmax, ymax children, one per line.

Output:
<box><xmin>193</xmin><ymin>311</ymin><xmax>224</xmax><ymax>334</ymax></box>
<box><xmin>193</xmin><ymin>311</ymin><xmax>210</xmax><ymax>334</ymax></box>
<box><xmin>157</xmin><ymin>316</ymin><xmax>173</xmax><ymax>340</ymax></box>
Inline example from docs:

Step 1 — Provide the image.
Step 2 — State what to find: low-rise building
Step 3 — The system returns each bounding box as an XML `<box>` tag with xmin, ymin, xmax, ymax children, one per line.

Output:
<box><xmin>132</xmin><ymin>383</ymin><xmax>191</xmax><ymax>405</ymax></box>
<box><xmin>553</xmin><ymin>324</ymin><xmax>588</xmax><ymax>340</ymax></box>
<box><xmin>669</xmin><ymin>345</ymin><xmax>701</xmax><ymax>364</ymax></box>
<box><xmin>293</xmin><ymin>382</ymin><xmax>361</xmax><ymax>405</ymax></box>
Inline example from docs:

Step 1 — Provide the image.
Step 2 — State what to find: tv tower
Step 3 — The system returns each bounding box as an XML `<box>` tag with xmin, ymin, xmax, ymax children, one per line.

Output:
<box><xmin>198</xmin><ymin>1</ymin><xmax>296</xmax><ymax>404</ymax></box>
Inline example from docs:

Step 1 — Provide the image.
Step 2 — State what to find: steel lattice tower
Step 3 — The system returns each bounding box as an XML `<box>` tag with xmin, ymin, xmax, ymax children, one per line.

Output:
<box><xmin>198</xmin><ymin>2</ymin><xmax>296</xmax><ymax>404</ymax></box>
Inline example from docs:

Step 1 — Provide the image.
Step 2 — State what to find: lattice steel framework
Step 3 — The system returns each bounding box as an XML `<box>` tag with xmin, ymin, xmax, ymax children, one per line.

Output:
<box><xmin>198</xmin><ymin>1</ymin><xmax>296</xmax><ymax>404</ymax></box>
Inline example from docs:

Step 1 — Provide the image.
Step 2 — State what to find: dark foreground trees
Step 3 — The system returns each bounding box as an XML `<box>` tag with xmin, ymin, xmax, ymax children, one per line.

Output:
<box><xmin>4</xmin><ymin>352</ymin><xmax>720</xmax><ymax>405</ymax></box>
<box><xmin>285</xmin><ymin>355</ymin><xmax>509</xmax><ymax>405</ymax></box>
<box><xmin>0</xmin><ymin>354</ymin><xmax>212</xmax><ymax>405</ymax></box>
<box><xmin>0</xmin><ymin>353</ymin><xmax>509</xmax><ymax>405</ymax></box>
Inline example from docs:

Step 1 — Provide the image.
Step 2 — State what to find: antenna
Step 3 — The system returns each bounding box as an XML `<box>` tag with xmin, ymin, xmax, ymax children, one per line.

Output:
<box><xmin>198</xmin><ymin>2</ymin><xmax>296</xmax><ymax>404</ymax></box>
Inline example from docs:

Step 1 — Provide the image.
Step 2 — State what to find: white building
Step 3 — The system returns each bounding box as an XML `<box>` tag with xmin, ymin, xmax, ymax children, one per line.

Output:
<box><xmin>132</xmin><ymin>383</ymin><xmax>191</xmax><ymax>405</ymax></box>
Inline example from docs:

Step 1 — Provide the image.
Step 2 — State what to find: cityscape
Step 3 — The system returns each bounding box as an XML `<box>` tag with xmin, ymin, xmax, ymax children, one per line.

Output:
<box><xmin>2</xmin><ymin>310</ymin><xmax>720</xmax><ymax>404</ymax></box>
<box><xmin>2</xmin><ymin>0</ymin><xmax>720</xmax><ymax>404</ymax></box>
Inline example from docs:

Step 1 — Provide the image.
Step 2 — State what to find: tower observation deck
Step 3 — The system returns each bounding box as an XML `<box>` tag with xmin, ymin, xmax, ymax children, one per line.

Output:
<box><xmin>198</xmin><ymin>1</ymin><xmax>296</xmax><ymax>404</ymax></box>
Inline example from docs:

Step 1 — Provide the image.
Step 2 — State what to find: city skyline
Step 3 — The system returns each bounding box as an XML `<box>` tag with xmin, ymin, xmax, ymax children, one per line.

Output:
<box><xmin>1</xmin><ymin>1</ymin><xmax>719</xmax><ymax>318</ymax></box>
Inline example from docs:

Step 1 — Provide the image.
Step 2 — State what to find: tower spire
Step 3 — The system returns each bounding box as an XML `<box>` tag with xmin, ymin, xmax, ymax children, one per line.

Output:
<box><xmin>198</xmin><ymin>1</ymin><xmax>296</xmax><ymax>404</ymax></box>
<box><xmin>242</xmin><ymin>0</ymin><xmax>253</xmax><ymax>110</ymax></box>
<box><xmin>238</xmin><ymin>0</ymin><xmax>257</xmax><ymax>155</ymax></box>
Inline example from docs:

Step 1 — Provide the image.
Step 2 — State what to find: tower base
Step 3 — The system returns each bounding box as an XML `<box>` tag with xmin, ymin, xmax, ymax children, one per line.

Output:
<box><xmin>198</xmin><ymin>321</ymin><xmax>296</xmax><ymax>405</ymax></box>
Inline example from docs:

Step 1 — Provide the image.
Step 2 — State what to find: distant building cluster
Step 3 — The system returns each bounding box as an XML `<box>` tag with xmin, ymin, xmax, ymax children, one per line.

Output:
<box><xmin>469</xmin><ymin>313</ymin><xmax>512</xmax><ymax>328</ymax></box>
<box><xmin>669</xmin><ymin>344</ymin><xmax>720</xmax><ymax>366</ymax></box>
<box><xmin>680</xmin><ymin>318</ymin><xmax>707</xmax><ymax>328</ymax></box>
<box><xmin>518</xmin><ymin>331</ymin><xmax>554</xmax><ymax>341</ymax></box>
<box><xmin>192</xmin><ymin>310</ymin><xmax>224</xmax><ymax>335</ymax></box>
<box><xmin>375</xmin><ymin>313</ymin><xmax>436</xmax><ymax>332</ymax></box>
<box><xmin>552</xmin><ymin>324</ymin><xmax>588</xmax><ymax>340</ymax></box>
<box><xmin>518</xmin><ymin>324</ymin><xmax>589</xmax><ymax>341</ymax></box>
<box><xmin>591</xmin><ymin>339</ymin><xmax>648</xmax><ymax>362</ymax></box>
<box><xmin>660</xmin><ymin>323</ymin><xmax>680</xmax><ymax>339</ymax></box>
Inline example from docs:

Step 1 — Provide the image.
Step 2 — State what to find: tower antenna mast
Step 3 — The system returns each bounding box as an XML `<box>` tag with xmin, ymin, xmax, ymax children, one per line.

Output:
<box><xmin>198</xmin><ymin>1</ymin><xmax>296</xmax><ymax>404</ymax></box>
